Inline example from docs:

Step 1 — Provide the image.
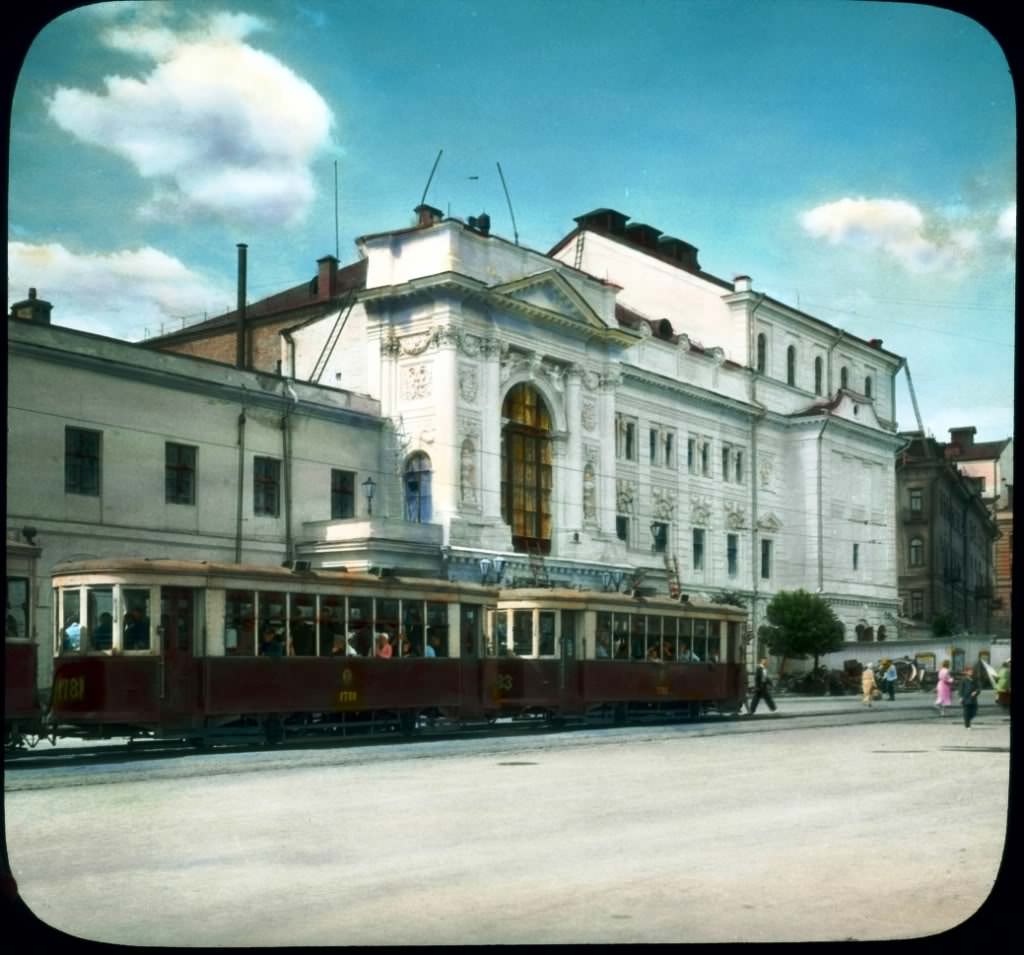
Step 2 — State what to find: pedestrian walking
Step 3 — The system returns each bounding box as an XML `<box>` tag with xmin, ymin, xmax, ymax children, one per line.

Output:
<box><xmin>934</xmin><ymin>659</ymin><xmax>954</xmax><ymax>716</ymax></box>
<box><xmin>861</xmin><ymin>663</ymin><xmax>878</xmax><ymax>707</ymax></box>
<box><xmin>881</xmin><ymin>660</ymin><xmax>898</xmax><ymax>701</ymax></box>
<box><xmin>748</xmin><ymin>658</ymin><xmax>777</xmax><ymax>714</ymax></box>
<box><xmin>959</xmin><ymin>666</ymin><xmax>980</xmax><ymax>729</ymax></box>
<box><xmin>995</xmin><ymin>659</ymin><xmax>1010</xmax><ymax>712</ymax></box>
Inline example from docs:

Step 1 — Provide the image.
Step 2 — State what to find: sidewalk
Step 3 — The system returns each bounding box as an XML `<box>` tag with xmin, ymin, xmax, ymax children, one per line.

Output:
<box><xmin>744</xmin><ymin>689</ymin><xmax>1005</xmax><ymax>717</ymax></box>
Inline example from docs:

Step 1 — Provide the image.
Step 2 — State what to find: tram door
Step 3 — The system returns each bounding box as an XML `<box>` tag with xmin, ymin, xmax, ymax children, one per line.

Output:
<box><xmin>160</xmin><ymin>588</ymin><xmax>197</xmax><ymax>728</ymax></box>
<box><xmin>459</xmin><ymin>604</ymin><xmax>485</xmax><ymax>718</ymax></box>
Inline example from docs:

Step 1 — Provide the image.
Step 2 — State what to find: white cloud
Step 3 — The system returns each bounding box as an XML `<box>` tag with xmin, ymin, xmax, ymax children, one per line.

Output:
<box><xmin>47</xmin><ymin>12</ymin><xmax>333</xmax><ymax>227</ymax></box>
<box><xmin>8</xmin><ymin>242</ymin><xmax>232</xmax><ymax>340</ymax></box>
<box><xmin>996</xmin><ymin>203</ymin><xmax>1016</xmax><ymax>242</ymax></box>
<box><xmin>799</xmin><ymin>197</ymin><xmax>981</xmax><ymax>274</ymax></box>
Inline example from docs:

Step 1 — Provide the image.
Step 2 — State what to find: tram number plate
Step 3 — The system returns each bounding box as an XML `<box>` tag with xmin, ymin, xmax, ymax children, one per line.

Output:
<box><xmin>337</xmin><ymin>690</ymin><xmax>358</xmax><ymax>704</ymax></box>
<box><xmin>492</xmin><ymin>673</ymin><xmax>513</xmax><ymax>700</ymax></box>
<box><xmin>53</xmin><ymin>676</ymin><xmax>86</xmax><ymax>704</ymax></box>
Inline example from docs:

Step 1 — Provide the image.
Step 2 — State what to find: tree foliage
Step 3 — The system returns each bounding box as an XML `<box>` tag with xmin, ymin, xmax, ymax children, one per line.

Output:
<box><xmin>758</xmin><ymin>589</ymin><xmax>845</xmax><ymax>670</ymax></box>
<box><xmin>712</xmin><ymin>590</ymin><xmax>747</xmax><ymax>609</ymax></box>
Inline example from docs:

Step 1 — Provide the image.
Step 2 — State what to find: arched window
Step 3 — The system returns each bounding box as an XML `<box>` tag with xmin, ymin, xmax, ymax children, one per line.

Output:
<box><xmin>786</xmin><ymin>345</ymin><xmax>796</xmax><ymax>386</ymax></box>
<box><xmin>404</xmin><ymin>453</ymin><xmax>432</xmax><ymax>523</ymax></box>
<box><xmin>909</xmin><ymin>537</ymin><xmax>924</xmax><ymax>567</ymax></box>
<box><xmin>814</xmin><ymin>356</ymin><xmax>823</xmax><ymax>396</ymax></box>
<box><xmin>864</xmin><ymin>375</ymin><xmax>873</xmax><ymax>398</ymax></box>
<box><xmin>756</xmin><ymin>333</ymin><xmax>766</xmax><ymax>373</ymax></box>
<box><xmin>501</xmin><ymin>383</ymin><xmax>553</xmax><ymax>554</ymax></box>
<box><xmin>840</xmin><ymin>366</ymin><xmax>849</xmax><ymax>390</ymax></box>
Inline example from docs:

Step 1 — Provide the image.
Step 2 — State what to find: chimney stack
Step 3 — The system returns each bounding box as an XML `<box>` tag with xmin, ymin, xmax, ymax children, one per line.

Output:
<box><xmin>317</xmin><ymin>255</ymin><xmax>338</xmax><ymax>301</ymax></box>
<box><xmin>9</xmin><ymin>287</ymin><xmax>52</xmax><ymax>325</ymax></box>
<box><xmin>733</xmin><ymin>275</ymin><xmax>752</xmax><ymax>293</ymax></box>
<box><xmin>949</xmin><ymin>426</ymin><xmax>976</xmax><ymax>450</ymax></box>
<box><xmin>236</xmin><ymin>244</ymin><xmax>248</xmax><ymax>370</ymax></box>
<box><xmin>414</xmin><ymin>204</ymin><xmax>444</xmax><ymax>227</ymax></box>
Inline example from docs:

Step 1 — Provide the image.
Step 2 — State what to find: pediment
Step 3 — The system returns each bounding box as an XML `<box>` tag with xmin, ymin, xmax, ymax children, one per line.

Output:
<box><xmin>491</xmin><ymin>270</ymin><xmax>611</xmax><ymax>332</ymax></box>
<box><xmin>793</xmin><ymin>390</ymin><xmax>883</xmax><ymax>430</ymax></box>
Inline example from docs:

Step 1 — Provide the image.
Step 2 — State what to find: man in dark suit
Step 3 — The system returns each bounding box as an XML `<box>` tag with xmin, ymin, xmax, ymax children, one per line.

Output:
<box><xmin>749</xmin><ymin>658</ymin><xmax>778</xmax><ymax>714</ymax></box>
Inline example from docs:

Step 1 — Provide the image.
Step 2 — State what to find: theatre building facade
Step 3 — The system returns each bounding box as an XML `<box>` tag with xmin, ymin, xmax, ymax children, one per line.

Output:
<box><xmin>149</xmin><ymin>206</ymin><xmax>906</xmax><ymax>641</ymax></box>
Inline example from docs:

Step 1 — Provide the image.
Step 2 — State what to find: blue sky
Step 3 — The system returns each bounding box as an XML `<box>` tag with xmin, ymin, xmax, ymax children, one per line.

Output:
<box><xmin>8</xmin><ymin>0</ymin><xmax>1016</xmax><ymax>442</ymax></box>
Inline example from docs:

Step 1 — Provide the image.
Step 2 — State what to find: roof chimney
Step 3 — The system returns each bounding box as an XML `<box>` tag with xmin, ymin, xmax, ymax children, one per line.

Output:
<box><xmin>573</xmin><ymin>208</ymin><xmax>629</xmax><ymax>236</ymax></box>
<box><xmin>868</xmin><ymin>338</ymin><xmax>884</xmax><ymax>349</ymax></box>
<box><xmin>9</xmin><ymin>287</ymin><xmax>52</xmax><ymax>325</ymax></box>
<box><xmin>414</xmin><ymin>204</ymin><xmax>444</xmax><ymax>227</ymax></box>
<box><xmin>949</xmin><ymin>426</ymin><xmax>976</xmax><ymax>450</ymax></box>
<box><xmin>467</xmin><ymin>213</ymin><xmax>491</xmax><ymax>236</ymax></box>
<box><xmin>733</xmin><ymin>275</ymin><xmax>752</xmax><ymax>293</ymax></box>
<box><xmin>317</xmin><ymin>255</ymin><xmax>338</xmax><ymax>301</ymax></box>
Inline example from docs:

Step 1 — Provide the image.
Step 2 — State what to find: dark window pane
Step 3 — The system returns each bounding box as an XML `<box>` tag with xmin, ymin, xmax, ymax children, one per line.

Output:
<box><xmin>331</xmin><ymin>469</ymin><xmax>355</xmax><ymax>519</ymax></box>
<box><xmin>166</xmin><ymin>443</ymin><xmax>197</xmax><ymax>505</ymax></box>
<box><xmin>254</xmin><ymin>457</ymin><xmax>280</xmax><ymax>516</ymax></box>
<box><xmin>65</xmin><ymin>427</ymin><xmax>101</xmax><ymax>495</ymax></box>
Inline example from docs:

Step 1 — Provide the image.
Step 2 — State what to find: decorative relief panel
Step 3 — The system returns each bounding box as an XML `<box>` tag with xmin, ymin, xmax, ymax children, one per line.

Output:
<box><xmin>724</xmin><ymin>501</ymin><xmax>747</xmax><ymax>529</ymax></box>
<box><xmin>458</xmin><ymin>364</ymin><xmax>479</xmax><ymax>403</ymax></box>
<box><xmin>581</xmin><ymin>399</ymin><xmax>597</xmax><ymax>432</ymax></box>
<box><xmin>583</xmin><ymin>446</ymin><xmax>599</xmax><ymax>525</ymax></box>
<box><xmin>460</xmin><ymin>437</ymin><xmax>479</xmax><ymax>509</ymax></box>
<box><xmin>759</xmin><ymin>453</ymin><xmax>775</xmax><ymax>489</ymax></box>
<box><xmin>691</xmin><ymin>495</ymin><xmax>712</xmax><ymax>527</ymax></box>
<box><xmin>616</xmin><ymin>479</ymin><xmax>636</xmax><ymax>514</ymax></box>
<box><xmin>651</xmin><ymin>487</ymin><xmax>676</xmax><ymax>522</ymax></box>
<box><xmin>757</xmin><ymin>512</ymin><xmax>783</xmax><ymax>532</ymax></box>
<box><xmin>402</xmin><ymin>363</ymin><xmax>431</xmax><ymax>401</ymax></box>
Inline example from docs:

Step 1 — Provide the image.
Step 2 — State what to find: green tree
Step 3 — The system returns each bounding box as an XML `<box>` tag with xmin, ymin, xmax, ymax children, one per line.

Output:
<box><xmin>758</xmin><ymin>589</ymin><xmax>845</xmax><ymax>672</ymax></box>
<box><xmin>713</xmin><ymin>590</ymin><xmax>747</xmax><ymax>609</ymax></box>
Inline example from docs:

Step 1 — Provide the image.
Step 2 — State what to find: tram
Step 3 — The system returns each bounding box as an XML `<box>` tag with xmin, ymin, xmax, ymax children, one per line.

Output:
<box><xmin>42</xmin><ymin>558</ymin><xmax>748</xmax><ymax>746</ymax></box>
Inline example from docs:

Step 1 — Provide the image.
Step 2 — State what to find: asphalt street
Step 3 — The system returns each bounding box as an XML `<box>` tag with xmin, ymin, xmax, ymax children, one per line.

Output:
<box><xmin>4</xmin><ymin>692</ymin><xmax>1011</xmax><ymax>945</ymax></box>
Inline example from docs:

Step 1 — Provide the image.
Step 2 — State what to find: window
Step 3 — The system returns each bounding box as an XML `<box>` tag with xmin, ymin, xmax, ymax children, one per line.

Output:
<box><xmin>687</xmin><ymin>436</ymin><xmax>697</xmax><ymax>474</ymax></box>
<box><xmin>722</xmin><ymin>444</ymin><xmax>744</xmax><ymax>484</ymax></box>
<box><xmin>65</xmin><ymin>427</ymin><xmax>101</xmax><ymax>495</ymax></box>
<box><xmin>909</xmin><ymin>537</ymin><xmax>924</xmax><ymax>567</ymax></box>
<box><xmin>693</xmin><ymin>528</ymin><xmax>705</xmax><ymax>571</ymax></box>
<box><xmin>6</xmin><ymin>577</ymin><xmax>29</xmax><ymax>639</ymax></box>
<box><xmin>909</xmin><ymin>488</ymin><xmax>923</xmax><ymax>513</ymax></box>
<box><xmin>756</xmin><ymin>333</ymin><xmax>766</xmax><ymax>373</ymax></box>
<box><xmin>864</xmin><ymin>376</ymin><xmax>873</xmax><ymax>398</ymax></box>
<box><xmin>910</xmin><ymin>590</ymin><xmax>924</xmax><ymax>619</ymax></box>
<box><xmin>735</xmin><ymin>450</ymin><xmax>744</xmax><ymax>484</ymax></box>
<box><xmin>722</xmin><ymin>446</ymin><xmax>732</xmax><ymax>482</ymax></box>
<box><xmin>840</xmin><ymin>366</ymin><xmax>849</xmax><ymax>390</ymax></box>
<box><xmin>88</xmin><ymin>587</ymin><xmax>113</xmax><ymax>651</ymax></box>
<box><xmin>727</xmin><ymin>534</ymin><xmax>738</xmax><ymax>577</ymax></box>
<box><xmin>616</xmin><ymin>515</ymin><xmax>630</xmax><ymax>544</ymax></box>
<box><xmin>165</xmin><ymin>443</ymin><xmax>197</xmax><ymax>505</ymax></box>
<box><xmin>123</xmin><ymin>589</ymin><xmax>152</xmax><ymax>652</ymax></box>
<box><xmin>700</xmin><ymin>439</ymin><xmax>710</xmax><ymax>477</ymax></box>
<box><xmin>664</xmin><ymin>432</ymin><xmax>675</xmax><ymax>469</ymax></box>
<box><xmin>761</xmin><ymin>539</ymin><xmax>773</xmax><ymax>579</ymax></box>
<box><xmin>502</xmin><ymin>384</ymin><xmax>552</xmax><ymax>553</ymax></box>
<box><xmin>853</xmin><ymin>543</ymin><xmax>860</xmax><ymax>571</ymax></box>
<box><xmin>649</xmin><ymin>428</ymin><xmax>658</xmax><ymax>464</ymax></box>
<box><xmin>615</xmin><ymin>414</ymin><xmax>637</xmax><ymax>461</ymax></box>
<box><xmin>651</xmin><ymin>522</ymin><xmax>668</xmax><ymax>554</ymax></box>
<box><xmin>331</xmin><ymin>469</ymin><xmax>355</xmax><ymax>519</ymax></box>
<box><xmin>254</xmin><ymin>457</ymin><xmax>281</xmax><ymax>516</ymax></box>
<box><xmin>814</xmin><ymin>356</ymin><xmax>823</xmax><ymax>396</ymax></box>
<box><xmin>786</xmin><ymin>345</ymin><xmax>796</xmax><ymax>386</ymax></box>
<box><xmin>404</xmin><ymin>453</ymin><xmax>433</xmax><ymax>523</ymax></box>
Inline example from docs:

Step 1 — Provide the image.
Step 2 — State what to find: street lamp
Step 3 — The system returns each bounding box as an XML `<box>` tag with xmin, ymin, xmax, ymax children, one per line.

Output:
<box><xmin>362</xmin><ymin>476</ymin><xmax>376</xmax><ymax>516</ymax></box>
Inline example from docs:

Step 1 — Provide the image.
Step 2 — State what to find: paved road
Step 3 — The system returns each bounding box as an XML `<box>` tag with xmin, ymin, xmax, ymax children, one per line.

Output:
<box><xmin>5</xmin><ymin>695</ymin><xmax>1010</xmax><ymax>945</ymax></box>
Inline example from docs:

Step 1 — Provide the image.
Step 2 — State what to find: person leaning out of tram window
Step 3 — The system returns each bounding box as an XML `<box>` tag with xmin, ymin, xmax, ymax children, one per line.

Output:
<box><xmin>259</xmin><ymin>626</ymin><xmax>284</xmax><ymax>657</ymax></box>
<box><xmin>375</xmin><ymin>632</ymin><xmax>393</xmax><ymax>659</ymax></box>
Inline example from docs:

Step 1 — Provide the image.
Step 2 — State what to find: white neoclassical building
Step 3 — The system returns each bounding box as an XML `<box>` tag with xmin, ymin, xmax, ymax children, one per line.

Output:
<box><xmin>275</xmin><ymin>205</ymin><xmax>906</xmax><ymax>640</ymax></box>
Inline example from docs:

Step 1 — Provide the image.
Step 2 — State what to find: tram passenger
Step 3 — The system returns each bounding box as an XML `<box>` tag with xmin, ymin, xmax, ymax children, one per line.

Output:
<box><xmin>94</xmin><ymin>612</ymin><xmax>113</xmax><ymax>650</ymax></box>
<box><xmin>375</xmin><ymin>633</ymin><xmax>393</xmax><ymax>659</ymax></box>
<box><xmin>400</xmin><ymin>635</ymin><xmax>417</xmax><ymax>657</ymax></box>
<box><xmin>259</xmin><ymin>625</ymin><xmax>285</xmax><ymax>657</ymax></box>
<box><xmin>123</xmin><ymin>606</ymin><xmax>150</xmax><ymax>650</ymax></box>
<box><xmin>647</xmin><ymin>643</ymin><xmax>661</xmax><ymax>661</ymax></box>
<box><xmin>290</xmin><ymin>621</ymin><xmax>315</xmax><ymax>656</ymax></box>
<box><xmin>426</xmin><ymin>634</ymin><xmax>444</xmax><ymax>657</ymax></box>
<box><xmin>679</xmin><ymin>643</ymin><xmax>700</xmax><ymax>663</ymax></box>
<box><xmin>661</xmin><ymin>640</ymin><xmax>674</xmax><ymax>662</ymax></box>
<box><xmin>330</xmin><ymin>636</ymin><xmax>347</xmax><ymax>656</ymax></box>
<box><xmin>62</xmin><ymin>617</ymin><xmax>82</xmax><ymax>653</ymax></box>
<box><xmin>596</xmin><ymin>634</ymin><xmax>611</xmax><ymax>659</ymax></box>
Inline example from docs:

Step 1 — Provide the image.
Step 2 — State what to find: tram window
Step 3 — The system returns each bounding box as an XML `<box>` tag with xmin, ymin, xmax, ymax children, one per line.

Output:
<box><xmin>460</xmin><ymin>604</ymin><xmax>481</xmax><ymax>657</ymax></box>
<box><xmin>427</xmin><ymin>602</ymin><xmax>448</xmax><ymax>657</ymax></box>
<box><xmin>224</xmin><ymin>590</ymin><xmax>255</xmax><ymax>656</ymax></box>
<box><xmin>596</xmin><ymin>612</ymin><xmax>613</xmax><ymax>659</ymax></box>
<box><xmin>349</xmin><ymin>597</ymin><xmax>374</xmax><ymax>656</ymax></box>
<box><xmin>512</xmin><ymin>610</ymin><xmax>532</xmax><ymax>657</ymax></box>
<box><xmin>727</xmin><ymin>621</ymin><xmax>739</xmax><ymax>663</ymax></box>
<box><xmin>402</xmin><ymin>601</ymin><xmax>424</xmax><ymax>656</ymax></box>
<box><xmin>692</xmin><ymin>619</ymin><xmax>708</xmax><ymax>662</ymax></box>
<box><xmin>87</xmin><ymin>589</ymin><xmax>114</xmax><ymax>651</ymax></box>
<box><xmin>7</xmin><ymin>577</ymin><xmax>29</xmax><ymax>640</ymax></box>
<box><xmin>319</xmin><ymin>596</ymin><xmax>346</xmax><ymax>656</ymax></box>
<box><xmin>539</xmin><ymin>611</ymin><xmax>556</xmax><ymax>656</ymax></box>
<box><xmin>378</xmin><ymin>599</ymin><xmax>402</xmax><ymax>655</ymax></box>
<box><xmin>613</xmin><ymin>614</ymin><xmax>629</xmax><ymax>659</ymax></box>
<box><xmin>494</xmin><ymin>611</ymin><xmax>509</xmax><ymax>656</ymax></box>
<box><xmin>561</xmin><ymin>611</ymin><xmax>578</xmax><ymax>658</ymax></box>
<box><xmin>123</xmin><ymin>589</ymin><xmax>152</xmax><ymax>652</ymax></box>
<box><xmin>630</xmin><ymin>615</ymin><xmax>645</xmax><ymax>660</ymax></box>
<box><xmin>288</xmin><ymin>594</ymin><xmax>316</xmax><ymax>656</ymax></box>
<box><xmin>658</xmin><ymin>617</ymin><xmax>675</xmax><ymax>661</ymax></box>
<box><xmin>258</xmin><ymin>591</ymin><xmax>287</xmax><ymax>656</ymax></box>
<box><xmin>678</xmin><ymin>617</ymin><xmax>695</xmax><ymax>662</ymax></box>
<box><xmin>61</xmin><ymin>589</ymin><xmax>82</xmax><ymax>653</ymax></box>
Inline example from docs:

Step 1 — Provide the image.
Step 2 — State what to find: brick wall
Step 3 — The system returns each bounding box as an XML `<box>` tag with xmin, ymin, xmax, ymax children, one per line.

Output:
<box><xmin>157</xmin><ymin>321</ymin><xmax>290</xmax><ymax>373</ymax></box>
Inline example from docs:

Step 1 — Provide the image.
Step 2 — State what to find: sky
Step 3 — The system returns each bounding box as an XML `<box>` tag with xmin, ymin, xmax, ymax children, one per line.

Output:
<box><xmin>7</xmin><ymin>0</ymin><xmax>1016</xmax><ymax>443</ymax></box>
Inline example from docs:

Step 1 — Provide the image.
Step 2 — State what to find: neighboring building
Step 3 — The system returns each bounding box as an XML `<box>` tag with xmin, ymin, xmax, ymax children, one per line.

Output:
<box><xmin>7</xmin><ymin>308</ymin><xmax>383</xmax><ymax>690</ymax></box>
<box><xmin>145</xmin><ymin>205</ymin><xmax>907</xmax><ymax>648</ymax></box>
<box><xmin>896</xmin><ymin>432</ymin><xmax>999</xmax><ymax>636</ymax></box>
<box><xmin>992</xmin><ymin>487</ymin><xmax>1012</xmax><ymax>637</ymax></box>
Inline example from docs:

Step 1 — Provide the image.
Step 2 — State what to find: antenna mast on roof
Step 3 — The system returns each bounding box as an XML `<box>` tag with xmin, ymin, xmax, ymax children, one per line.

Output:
<box><xmin>334</xmin><ymin>160</ymin><xmax>340</xmax><ymax>259</ymax></box>
<box><xmin>420</xmin><ymin>149</ymin><xmax>444</xmax><ymax>208</ymax></box>
<box><xmin>497</xmin><ymin>161</ymin><xmax>519</xmax><ymax>245</ymax></box>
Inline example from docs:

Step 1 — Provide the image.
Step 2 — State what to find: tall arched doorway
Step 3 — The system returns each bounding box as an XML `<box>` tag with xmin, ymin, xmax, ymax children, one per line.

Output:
<box><xmin>501</xmin><ymin>383</ymin><xmax>553</xmax><ymax>554</ymax></box>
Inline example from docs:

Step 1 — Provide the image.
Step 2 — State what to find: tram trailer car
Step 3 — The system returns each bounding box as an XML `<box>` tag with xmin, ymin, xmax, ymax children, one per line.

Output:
<box><xmin>48</xmin><ymin>559</ymin><xmax>747</xmax><ymax>746</ymax></box>
<box><xmin>5</xmin><ymin>633</ymin><xmax>43</xmax><ymax>747</ymax></box>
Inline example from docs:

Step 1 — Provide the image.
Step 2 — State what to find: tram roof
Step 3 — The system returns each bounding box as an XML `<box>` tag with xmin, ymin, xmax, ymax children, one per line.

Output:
<box><xmin>496</xmin><ymin>587</ymin><xmax>746</xmax><ymax>615</ymax></box>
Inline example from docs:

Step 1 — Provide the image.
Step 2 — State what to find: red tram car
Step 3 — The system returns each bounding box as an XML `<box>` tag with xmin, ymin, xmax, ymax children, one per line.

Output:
<box><xmin>46</xmin><ymin>559</ymin><xmax>748</xmax><ymax>745</ymax></box>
